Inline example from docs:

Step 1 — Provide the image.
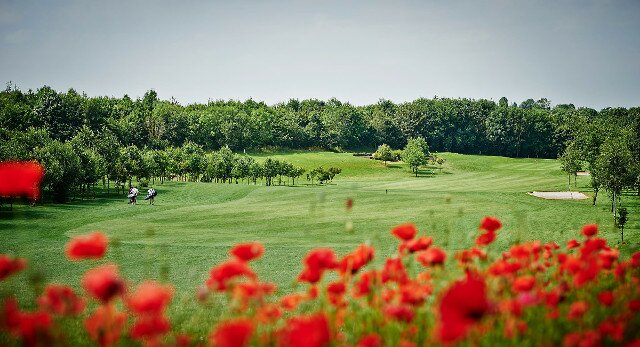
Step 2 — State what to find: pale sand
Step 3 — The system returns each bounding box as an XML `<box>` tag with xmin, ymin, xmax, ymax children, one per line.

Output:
<box><xmin>527</xmin><ymin>191</ymin><xmax>589</xmax><ymax>200</ymax></box>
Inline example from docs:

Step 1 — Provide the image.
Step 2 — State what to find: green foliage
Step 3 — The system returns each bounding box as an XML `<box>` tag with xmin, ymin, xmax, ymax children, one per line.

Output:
<box><xmin>34</xmin><ymin>140</ymin><xmax>82</xmax><ymax>202</ymax></box>
<box><xmin>402</xmin><ymin>137</ymin><xmax>429</xmax><ymax>177</ymax></box>
<box><xmin>373</xmin><ymin>144</ymin><xmax>394</xmax><ymax>165</ymax></box>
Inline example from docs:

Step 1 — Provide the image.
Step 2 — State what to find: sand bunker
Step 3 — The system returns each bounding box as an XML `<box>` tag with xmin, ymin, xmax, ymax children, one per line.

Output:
<box><xmin>528</xmin><ymin>191</ymin><xmax>589</xmax><ymax>200</ymax></box>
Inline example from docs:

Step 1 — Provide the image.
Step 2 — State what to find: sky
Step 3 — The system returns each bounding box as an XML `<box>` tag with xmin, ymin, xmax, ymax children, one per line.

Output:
<box><xmin>1</xmin><ymin>0</ymin><xmax>639</xmax><ymax>109</ymax></box>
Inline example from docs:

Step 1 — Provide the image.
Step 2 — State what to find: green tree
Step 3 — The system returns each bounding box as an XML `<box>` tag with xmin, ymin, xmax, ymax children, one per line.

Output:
<box><xmin>595</xmin><ymin>136</ymin><xmax>634</xmax><ymax>220</ymax></box>
<box><xmin>402</xmin><ymin>137</ymin><xmax>429</xmax><ymax>177</ymax></box>
<box><xmin>559</xmin><ymin>143</ymin><xmax>582</xmax><ymax>191</ymax></box>
<box><xmin>373</xmin><ymin>144</ymin><xmax>394</xmax><ymax>166</ymax></box>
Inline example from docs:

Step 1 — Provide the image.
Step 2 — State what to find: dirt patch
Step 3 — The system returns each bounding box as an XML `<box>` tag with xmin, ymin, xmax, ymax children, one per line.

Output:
<box><xmin>527</xmin><ymin>191</ymin><xmax>589</xmax><ymax>200</ymax></box>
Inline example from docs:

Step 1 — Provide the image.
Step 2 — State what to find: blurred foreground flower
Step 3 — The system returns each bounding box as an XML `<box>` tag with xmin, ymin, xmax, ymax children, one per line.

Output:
<box><xmin>0</xmin><ymin>161</ymin><xmax>44</xmax><ymax>200</ymax></box>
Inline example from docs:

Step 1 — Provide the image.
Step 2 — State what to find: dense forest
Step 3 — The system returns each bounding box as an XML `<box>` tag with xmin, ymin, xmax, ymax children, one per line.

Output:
<box><xmin>1</xmin><ymin>84</ymin><xmax>640</xmax><ymax>206</ymax></box>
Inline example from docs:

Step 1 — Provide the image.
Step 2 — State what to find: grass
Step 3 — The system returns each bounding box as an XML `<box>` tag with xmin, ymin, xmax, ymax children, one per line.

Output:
<box><xmin>1</xmin><ymin>151</ymin><xmax>639</xmax><ymax>340</ymax></box>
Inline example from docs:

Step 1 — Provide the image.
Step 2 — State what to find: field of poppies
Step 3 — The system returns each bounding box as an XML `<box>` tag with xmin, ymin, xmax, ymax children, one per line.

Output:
<box><xmin>2</xmin><ymin>214</ymin><xmax>640</xmax><ymax>346</ymax></box>
<box><xmin>2</xmin><ymin>158</ymin><xmax>640</xmax><ymax>346</ymax></box>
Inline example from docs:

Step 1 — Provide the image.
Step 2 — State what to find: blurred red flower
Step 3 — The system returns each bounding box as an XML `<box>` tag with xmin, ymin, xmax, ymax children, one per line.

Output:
<box><xmin>130</xmin><ymin>314</ymin><xmax>171</xmax><ymax>340</ymax></box>
<box><xmin>568</xmin><ymin>301</ymin><xmax>588</xmax><ymax>320</ymax></box>
<box><xmin>476</xmin><ymin>230</ymin><xmax>497</xmax><ymax>246</ymax></box>
<box><xmin>127</xmin><ymin>281</ymin><xmax>174</xmax><ymax>315</ymax></box>
<box><xmin>581</xmin><ymin>224</ymin><xmax>598</xmax><ymax>238</ymax></box>
<box><xmin>65</xmin><ymin>232</ymin><xmax>108</xmax><ymax>261</ymax></box>
<box><xmin>230</xmin><ymin>242</ymin><xmax>265</xmax><ymax>262</ymax></box>
<box><xmin>383</xmin><ymin>304</ymin><xmax>415</xmax><ymax>323</ymax></box>
<box><xmin>391</xmin><ymin>224</ymin><xmax>417</xmax><ymax>241</ymax></box>
<box><xmin>84</xmin><ymin>305</ymin><xmax>127</xmax><ymax>347</ymax></box>
<box><xmin>567</xmin><ymin>239</ymin><xmax>580</xmax><ymax>250</ymax></box>
<box><xmin>0</xmin><ymin>161</ymin><xmax>44</xmax><ymax>200</ymax></box>
<box><xmin>417</xmin><ymin>247</ymin><xmax>447</xmax><ymax>267</ymax></box>
<box><xmin>436</xmin><ymin>272</ymin><xmax>489</xmax><ymax>343</ymax></box>
<box><xmin>256</xmin><ymin>303</ymin><xmax>282</xmax><ymax>323</ymax></box>
<box><xmin>0</xmin><ymin>254</ymin><xmax>27</xmax><ymax>281</ymax></box>
<box><xmin>206</xmin><ymin>260</ymin><xmax>256</xmax><ymax>291</ymax></box>
<box><xmin>381</xmin><ymin>257</ymin><xmax>408</xmax><ymax>284</ymax></box>
<box><xmin>403</xmin><ymin>236</ymin><xmax>433</xmax><ymax>253</ymax></box>
<box><xmin>512</xmin><ymin>275</ymin><xmax>536</xmax><ymax>293</ymax></box>
<box><xmin>298</xmin><ymin>248</ymin><xmax>339</xmax><ymax>284</ymax></box>
<box><xmin>277</xmin><ymin>313</ymin><xmax>330</xmax><ymax>347</ymax></box>
<box><xmin>82</xmin><ymin>264</ymin><xmax>126</xmax><ymax>303</ymax></box>
<box><xmin>479</xmin><ymin>216</ymin><xmax>502</xmax><ymax>233</ymax></box>
<box><xmin>357</xmin><ymin>333</ymin><xmax>383</xmax><ymax>347</ymax></box>
<box><xmin>339</xmin><ymin>244</ymin><xmax>374</xmax><ymax>275</ymax></box>
<box><xmin>210</xmin><ymin>318</ymin><xmax>254</xmax><ymax>347</ymax></box>
<box><xmin>37</xmin><ymin>284</ymin><xmax>85</xmax><ymax>316</ymax></box>
<box><xmin>597</xmin><ymin>291</ymin><xmax>614</xmax><ymax>306</ymax></box>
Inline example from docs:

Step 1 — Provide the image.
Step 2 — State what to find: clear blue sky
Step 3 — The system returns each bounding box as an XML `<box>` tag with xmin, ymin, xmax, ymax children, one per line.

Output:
<box><xmin>1</xmin><ymin>0</ymin><xmax>638</xmax><ymax>109</ymax></box>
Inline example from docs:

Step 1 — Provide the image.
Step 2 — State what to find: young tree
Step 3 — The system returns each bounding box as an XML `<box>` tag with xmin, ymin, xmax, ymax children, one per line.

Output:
<box><xmin>616</xmin><ymin>207</ymin><xmax>628</xmax><ymax>243</ymax></box>
<box><xmin>373</xmin><ymin>144</ymin><xmax>394</xmax><ymax>166</ymax></box>
<box><xmin>559</xmin><ymin>143</ymin><xmax>582</xmax><ymax>191</ymax></box>
<box><xmin>402</xmin><ymin>137</ymin><xmax>429</xmax><ymax>177</ymax></box>
<box><xmin>595</xmin><ymin>136</ymin><xmax>634</xmax><ymax>220</ymax></box>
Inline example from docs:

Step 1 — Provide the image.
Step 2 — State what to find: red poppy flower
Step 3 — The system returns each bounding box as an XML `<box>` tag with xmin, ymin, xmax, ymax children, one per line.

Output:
<box><xmin>230</xmin><ymin>242</ymin><xmax>265</xmax><ymax>262</ymax></box>
<box><xmin>436</xmin><ymin>272</ymin><xmax>489</xmax><ymax>343</ymax></box>
<box><xmin>82</xmin><ymin>264</ymin><xmax>126</xmax><ymax>303</ymax></box>
<box><xmin>567</xmin><ymin>239</ymin><xmax>580</xmax><ymax>250</ymax></box>
<box><xmin>353</xmin><ymin>270</ymin><xmax>377</xmax><ymax>297</ymax></box>
<box><xmin>357</xmin><ymin>333</ymin><xmax>383</xmax><ymax>347</ymax></box>
<box><xmin>630</xmin><ymin>300</ymin><xmax>640</xmax><ymax>312</ymax></box>
<box><xmin>127</xmin><ymin>281</ymin><xmax>174</xmax><ymax>315</ymax></box>
<box><xmin>381</xmin><ymin>257</ymin><xmax>408</xmax><ymax>284</ymax></box>
<box><xmin>305</xmin><ymin>248</ymin><xmax>340</xmax><ymax>269</ymax></box>
<box><xmin>384</xmin><ymin>304</ymin><xmax>415</xmax><ymax>323</ymax></box>
<box><xmin>206</xmin><ymin>260</ymin><xmax>256</xmax><ymax>291</ymax></box>
<box><xmin>391</xmin><ymin>224</ymin><xmax>417</xmax><ymax>241</ymax></box>
<box><xmin>130</xmin><ymin>314</ymin><xmax>171</xmax><ymax>340</ymax></box>
<box><xmin>233</xmin><ymin>281</ymin><xmax>276</xmax><ymax>302</ymax></box>
<box><xmin>476</xmin><ymin>230</ymin><xmax>496</xmax><ymax>246</ymax></box>
<box><xmin>65</xmin><ymin>232</ymin><xmax>108</xmax><ymax>261</ymax></box>
<box><xmin>0</xmin><ymin>254</ymin><xmax>27</xmax><ymax>281</ymax></box>
<box><xmin>581</xmin><ymin>224</ymin><xmax>598</xmax><ymax>238</ymax></box>
<box><xmin>210</xmin><ymin>318</ymin><xmax>254</xmax><ymax>347</ymax></box>
<box><xmin>280</xmin><ymin>293</ymin><xmax>306</xmax><ymax>311</ymax></box>
<box><xmin>405</xmin><ymin>236</ymin><xmax>433</xmax><ymax>253</ymax></box>
<box><xmin>630</xmin><ymin>251</ymin><xmax>640</xmax><ymax>268</ymax></box>
<box><xmin>277</xmin><ymin>313</ymin><xmax>330</xmax><ymax>347</ymax></box>
<box><xmin>256</xmin><ymin>303</ymin><xmax>282</xmax><ymax>324</ymax></box>
<box><xmin>417</xmin><ymin>247</ymin><xmax>447</xmax><ymax>267</ymax></box>
<box><xmin>598</xmin><ymin>319</ymin><xmax>624</xmax><ymax>342</ymax></box>
<box><xmin>298</xmin><ymin>266</ymin><xmax>322</xmax><ymax>284</ymax></box>
<box><xmin>597</xmin><ymin>291</ymin><xmax>614</xmax><ymax>306</ymax></box>
<box><xmin>298</xmin><ymin>248</ymin><xmax>339</xmax><ymax>284</ymax></box>
<box><xmin>0</xmin><ymin>161</ymin><xmax>44</xmax><ymax>200</ymax></box>
<box><xmin>14</xmin><ymin>311</ymin><xmax>53</xmax><ymax>346</ymax></box>
<box><xmin>84</xmin><ymin>305</ymin><xmax>127</xmax><ymax>347</ymax></box>
<box><xmin>327</xmin><ymin>281</ymin><xmax>346</xmax><ymax>296</ymax></box>
<box><xmin>512</xmin><ymin>275</ymin><xmax>536</xmax><ymax>292</ymax></box>
<box><xmin>479</xmin><ymin>216</ymin><xmax>502</xmax><ymax>233</ymax></box>
<box><xmin>568</xmin><ymin>301</ymin><xmax>588</xmax><ymax>320</ymax></box>
<box><xmin>37</xmin><ymin>284</ymin><xmax>85</xmax><ymax>316</ymax></box>
<box><xmin>339</xmin><ymin>244</ymin><xmax>374</xmax><ymax>274</ymax></box>
<box><xmin>400</xmin><ymin>282</ymin><xmax>432</xmax><ymax>306</ymax></box>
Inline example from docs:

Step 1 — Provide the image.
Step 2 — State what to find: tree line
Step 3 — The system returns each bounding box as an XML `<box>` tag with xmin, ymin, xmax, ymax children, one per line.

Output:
<box><xmin>5</xmin><ymin>84</ymin><xmax>637</xmax><ymax>159</ymax></box>
<box><xmin>558</xmin><ymin>106</ymin><xmax>640</xmax><ymax>238</ymax></box>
